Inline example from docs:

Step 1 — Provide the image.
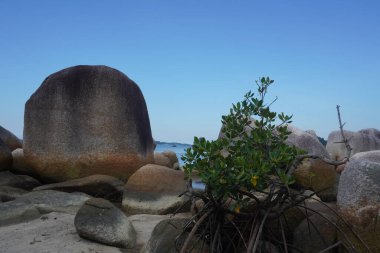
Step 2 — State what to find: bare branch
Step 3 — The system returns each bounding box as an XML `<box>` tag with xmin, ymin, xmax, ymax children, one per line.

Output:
<box><xmin>336</xmin><ymin>105</ymin><xmax>352</xmax><ymax>159</ymax></box>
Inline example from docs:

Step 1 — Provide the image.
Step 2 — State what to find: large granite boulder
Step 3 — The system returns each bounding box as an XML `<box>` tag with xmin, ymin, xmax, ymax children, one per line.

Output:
<box><xmin>123</xmin><ymin>164</ymin><xmax>190</xmax><ymax>215</ymax></box>
<box><xmin>326</xmin><ymin>128</ymin><xmax>380</xmax><ymax>161</ymax></box>
<box><xmin>75</xmin><ymin>198</ymin><xmax>136</xmax><ymax>248</ymax></box>
<box><xmin>285</xmin><ymin>125</ymin><xmax>337</xmax><ymax>201</ymax></box>
<box><xmin>337</xmin><ymin>150</ymin><xmax>380</xmax><ymax>252</ymax></box>
<box><xmin>33</xmin><ymin>174</ymin><xmax>125</xmax><ymax>202</ymax></box>
<box><xmin>24</xmin><ymin>65</ymin><xmax>154</xmax><ymax>182</ymax></box>
<box><xmin>0</xmin><ymin>125</ymin><xmax>22</xmax><ymax>151</ymax></box>
<box><xmin>0</xmin><ymin>139</ymin><xmax>12</xmax><ymax>171</ymax></box>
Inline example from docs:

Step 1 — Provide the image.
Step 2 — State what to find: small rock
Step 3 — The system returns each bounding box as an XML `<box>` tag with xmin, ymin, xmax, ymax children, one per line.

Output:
<box><xmin>75</xmin><ymin>198</ymin><xmax>136</xmax><ymax>248</ymax></box>
<box><xmin>33</xmin><ymin>174</ymin><xmax>125</xmax><ymax>202</ymax></box>
<box><xmin>0</xmin><ymin>171</ymin><xmax>41</xmax><ymax>190</ymax></box>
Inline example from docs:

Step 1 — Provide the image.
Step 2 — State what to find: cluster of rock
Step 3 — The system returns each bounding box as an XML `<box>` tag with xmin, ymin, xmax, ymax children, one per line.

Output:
<box><xmin>1</xmin><ymin>65</ymin><xmax>380</xmax><ymax>252</ymax></box>
<box><xmin>218</xmin><ymin>121</ymin><xmax>380</xmax><ymax>252</ymax></box>
<box><xmin>0</xmin><ymin>66</ymin><xmax>190</xmax><ymax>253</ymax></box>
<box><xmin>284</xmin><ymin>126</ymin><xmax>380</xmax><ymax>252</ymax></box>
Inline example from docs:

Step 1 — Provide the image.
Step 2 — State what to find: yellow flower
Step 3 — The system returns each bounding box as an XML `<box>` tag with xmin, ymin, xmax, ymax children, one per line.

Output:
<box><xmin>234</xmin><ymin>205</ymin><xmax>240</xmax><ymax>213</ymax></box>
<box><xmin>251</xmin><ymin>175</ymin><xmax>259</xmax><ymax>187</ymax></box>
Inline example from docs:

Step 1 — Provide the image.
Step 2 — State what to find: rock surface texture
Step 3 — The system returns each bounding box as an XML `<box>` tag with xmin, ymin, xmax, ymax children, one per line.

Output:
<box><xmin>326</xmin><ymin>129</ymin><xmax>380</xmax><ymax>161</ymax></box>
<box><xmin>0</xmin><ymin>171</ymin><xmax>41</xmax><ymax>190</ymax></box>
<box><xmin>285</xmin><ymin>125</ymin><xmax>337</xmax><ymax>201</ymax></box>
<box><xmin>11</xmin><ymin>148</ymin><xmax>34</xmax><ymax>175</ymax></box>
<box><xmin>141</xmin><ymin>218</ymin><xmax>188</xmax><ymax>253</ymax></box>
<box><xmin>75</xmin><ymin>198</ymin><xmax>136</xmax><ymax>248</ymax></box>
<box><xmin>123</xmin><ymin>164</ymin><xmax>189</xmax><ymax>214</ymax></box>
<box><xmin>0</xmin><ymin>212</ymin><xmax>128</xmax><ymax>253</ymax></box>
<box><xmin>162</xmin><ymin>150</ymin><xmax>180</xmax><ymax>169</ymax></box>
<box><xmin>0</xmin><ymin>125</ymin><xmax>22</xmax><ymax>151</ymax></box>
<box><xmin>24</xmin><ymin>65</ymin><xmax>154</xmax><ymax>182</ymax></box>
<box><xmin>337</xmin><ymin>150</ymin><xmax>380</xmax><ymax>252</ymax></box>
<box><xmin>33</xmin><ymin>174</ymin><xmax>125</xmax><ymax>202</ymax></box>
<box><xmin>0</xmin><ymin>139</ymin><xmax>12</xmax><ymax>171</ymax></box>
<box><xmin>153</xmin><ymin>152</ymin><xmax>172</xmax><ymax>168</ymax></box>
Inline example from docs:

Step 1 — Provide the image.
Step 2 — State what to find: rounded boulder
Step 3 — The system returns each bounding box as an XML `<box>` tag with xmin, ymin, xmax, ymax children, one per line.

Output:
<box><xmin>286</xmin><ymin>125</ymin><xmax>337</xmax><ymax>201</ymax></box>
<box><xmin>24</xmin><ymin>65</ymin><xmax>154</xmax><ymax>182</ymax></box>
<box><xmin>337</xmin><ymin>150</ymin><xmax>380</xmax><ymax>252</ymax></box>
<box><xmin>123</xmin><ymin>164</ymin><xmax>189</xmax><ymax>215</ymax></box>
<box><xmin>75</xmin><ymin>198</ymin><xmax>136</xmax><ymax>248</ymax></box>
<box><xmin>326</xmin><ymin>129</ymin><xmax>380</xmax><ymax>161</ymax></box>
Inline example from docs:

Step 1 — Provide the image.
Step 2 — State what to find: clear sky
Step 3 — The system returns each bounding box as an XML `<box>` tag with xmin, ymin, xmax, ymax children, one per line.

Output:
<box><xmin>0</xmin><ymin>1</ymin><xmax>379</xmax><ymax>144</ymax></box>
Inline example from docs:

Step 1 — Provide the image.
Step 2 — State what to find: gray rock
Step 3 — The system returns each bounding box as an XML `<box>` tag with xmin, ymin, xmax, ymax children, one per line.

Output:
<box><xmin>11</xmin><ymin>148</ymin><xmax>35</xmax><ymax>175</ymax></box>
<box><xmin>337</xmin><ymin>150</ymin><xmax>380</xmax><ymax>226</ymax></box>
<box><xmin>0</xmin><ymin>139</ymin><xmax>12</xmax><ymax>171</ymax></box>
<box><xmin>16</xmin><ymin>190</ymin><xmax>90</xmax><ymax>214</ymax></box>
<box><xmin>0</xmin><ymin>212</ymin><xmax>129</xmax><ymax>253</ymax></box>
<box><xmin>141</xmin><ymin>218</ymin><xmax>188</xmax><ymax>253</ymax></box>
<box><xmin>34</xmin><ymin>174</ymin><xmax>125</xmax><ymax>202</ymax></box>
<box><xmin>0</xmin><ymin>125</ymin><xmax>22</xmax><ymax>151</ymax></box>
<box><xmin>162</xmin><ymin>150</ymin><xmax>180</xmax><ymax>169</ymax></box>
<box><xmin>153</xmin><ymin>152</ymin><xmax>172</xmax><ymax>168</ymax></box>
<box><xmin>123</xmin><ymin>164</ymin><xmax>190</xmax><ymax>215</ymax></box>
<box><xmin>0</xmin><ymin>171</ymin><xmax>41</xmax><ymax>190</ymax></box>
<box><xmin>286</xmin><ymin>125</ymin><xmax>337</xmax><ymax>201</ymax></box>
<box><xmin>286</xmin><ymin>125</ymin><xmax>330</xmax><ymax>157</ymax></box>
<box><xmin>0</xmin><ymin>186</ymin><xmax>28</xmax><ymax>202</ymax></box>
<box><xmin>75</xmin><ymin>198</ymin><xmax>136</xmax><ymax>248</ymax></box>
<box><xmin>326</xmin><ymin>129</ymin><xmax>380</xmax><ymax>161</ymax></box>
<box><xmin>128</xmin><ymin>214</ymin><xmax>174</xmax><ymax>250</ymax></box>
<box><xmin>358</xmin><ymin>128</ymin><xmax>380</xmax><ymax>139</ymax></box>
<box><xmin>293</xmin><ymin>213</ymin><xmax>337</xmax><ymax>253</ymax></box>
<box><xmin>0</xmin><ymin>200</ymin><xmax>40</xmax><ymax>226</ymax></box>
<box><xmin>337</xmin><ymin>150</ymin><xmax>380</xmax><ymax>252</ymax></box>
<box><xmin>24</xmin><ymin>65</ymin><xmax>154</xmax><ymax>183</ymax></box>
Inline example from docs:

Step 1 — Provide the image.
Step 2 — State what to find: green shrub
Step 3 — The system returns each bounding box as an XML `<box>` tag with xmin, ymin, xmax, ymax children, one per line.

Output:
<box><xmin>178</xmin><ymin>77</ymin><xmax>368</xmax><ymax>253</ymax></box>
<box><xmin>182</xmin><ymin>77</ymin><xmax>302</xmax><ymax>209</ymax></box>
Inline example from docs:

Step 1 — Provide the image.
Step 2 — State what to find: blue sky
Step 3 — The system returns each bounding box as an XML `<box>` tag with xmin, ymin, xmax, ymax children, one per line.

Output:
<box><xmin>0</xmin><ymin>1</ymin><xmax>379</xmax><ymax>144</ymax></box>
